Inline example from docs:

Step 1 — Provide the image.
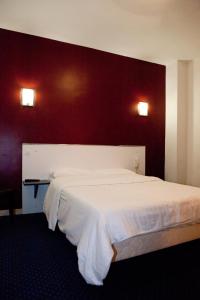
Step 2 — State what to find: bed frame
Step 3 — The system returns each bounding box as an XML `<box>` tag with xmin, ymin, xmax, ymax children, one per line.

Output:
<box><xmin>22</xmin><ymin>143</ymin><xmax>200</xmax><ymax>261</ymax></box>
<box><xmin>22</xmin><ymin>144</ymin><xmax>145</xmax><ymax>178</ymax></box>
<box><xmin>113</xmin><ymin>223</ymin><xmax>200</xmax><ymax>262</ymax></box>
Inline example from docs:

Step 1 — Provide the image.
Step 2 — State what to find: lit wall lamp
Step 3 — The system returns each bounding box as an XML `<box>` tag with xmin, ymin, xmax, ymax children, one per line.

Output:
<box><xmin>138</xmin><ymin>101</ymin><xmax>148</xmax><ymax>116</ymax></box>
<box><xmin>21</xmin><ymin>88</ymin><xmax>35</xmax><ymax>106</ymax></box>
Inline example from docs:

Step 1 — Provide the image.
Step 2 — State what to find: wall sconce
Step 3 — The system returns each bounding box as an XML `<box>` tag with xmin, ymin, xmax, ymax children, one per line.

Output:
<box><xmin>21</xmin><ymin>88</ymin><xmax>35</xmax><ymax>106</ymax></box>
<box><xmin>138</xmin><ymin>101</ymin><xmax>148</xmax><ymax>116</ymax></box>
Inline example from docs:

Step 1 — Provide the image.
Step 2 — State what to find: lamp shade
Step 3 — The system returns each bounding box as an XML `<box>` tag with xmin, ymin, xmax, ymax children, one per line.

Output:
<box><xmin>138</xmin><ymin>101</ymin><xmax>148</xmax><ymax>116</ymax></box>
<box><xmin>21</xmin><ymin>88</ymin><xmax>35</xmax><ymax>106</ymax></box>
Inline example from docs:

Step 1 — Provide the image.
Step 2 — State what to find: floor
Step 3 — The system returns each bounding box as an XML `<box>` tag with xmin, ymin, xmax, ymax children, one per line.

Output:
<box><xmin>0</xmin><ymin>213</ymin><xmax>200</xmax><ymax>299</ymax></box>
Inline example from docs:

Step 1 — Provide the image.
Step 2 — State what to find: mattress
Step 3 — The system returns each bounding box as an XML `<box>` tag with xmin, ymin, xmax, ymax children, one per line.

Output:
<box><xmin>44</xmin><ymin>171</ymin><xmax>200</xmax><ymax>285</ymax></box>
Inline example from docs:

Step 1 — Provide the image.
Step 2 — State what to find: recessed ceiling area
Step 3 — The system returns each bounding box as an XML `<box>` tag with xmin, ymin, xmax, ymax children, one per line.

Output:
<box><xmin>0</xmin><ymin>0</ymin><xmax>200</xmax><ymax>63</ymax></box>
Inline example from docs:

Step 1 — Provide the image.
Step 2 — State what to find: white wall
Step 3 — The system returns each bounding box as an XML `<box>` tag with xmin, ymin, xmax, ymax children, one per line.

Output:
<box><xmin>165</xmin><ymin>59</ymin><xmax>200</xmax><ymax>187</ymax></box>
<box><xmin>177</xmin><ymin>60</ymin><xmax>192</xmax><ymax>184</ymax></box>
<box><xmin>165</xmin><ymin>61</ymin><xmax>178</xmax><ymax>182</ymax></box>
<box><xmin>189</xmin><ymin>59</ymin><xmax>200</xmax><ymax>186</ymax></box>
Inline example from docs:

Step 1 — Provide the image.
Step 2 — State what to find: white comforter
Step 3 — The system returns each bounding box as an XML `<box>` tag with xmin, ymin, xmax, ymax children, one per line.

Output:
<box><xmin>44</xmin><ymin>173</ymin><xmax>200</xmax><ymax>285</ymax></box>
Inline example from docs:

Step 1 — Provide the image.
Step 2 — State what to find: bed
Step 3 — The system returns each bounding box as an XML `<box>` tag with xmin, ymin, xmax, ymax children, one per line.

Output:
<box><xmin>22</xmin><ymin>144</ymin><xmax>200</xmax><ymax>285</ymax></box>
<box><xmin>44</xmin><ymin>169</ymin><xmax>200</xmax><ymax>285</ymax></box>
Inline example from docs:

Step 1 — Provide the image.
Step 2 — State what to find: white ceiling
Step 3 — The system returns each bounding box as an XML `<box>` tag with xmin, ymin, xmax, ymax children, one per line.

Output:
<box><xmin>0</xmin><ymin>0</ymin><xmax>200</xmax><ymax>64</ymax></box>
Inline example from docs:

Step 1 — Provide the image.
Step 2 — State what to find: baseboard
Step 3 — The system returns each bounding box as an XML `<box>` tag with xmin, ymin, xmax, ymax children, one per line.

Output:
<box><xmin>0</xmin><ymin>209</ymin><xmax>22</xmax><ymax>216</ymax></box>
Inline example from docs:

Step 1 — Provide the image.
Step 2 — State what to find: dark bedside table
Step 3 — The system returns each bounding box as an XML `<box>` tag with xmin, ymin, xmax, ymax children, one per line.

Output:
<box><xmin>0</xmin><ymin>189</ymin><xmax>15</xmax><ymax>217</ymax></box>
<box><xmin>23</xmin><ymin>180</ymin><xmax>50</xmax><ymax>198</ymax></box>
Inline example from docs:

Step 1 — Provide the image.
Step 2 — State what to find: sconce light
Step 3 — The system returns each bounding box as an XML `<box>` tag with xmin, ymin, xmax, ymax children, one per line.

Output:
<box><xmin>138</xmin><ymin>101</ymin><xmax>148</xmax><ymax>116</ymax></box>
<box><xmin>21</xmin><ymin>88</ymin><xmax>35</xmax><ymax>106</ymax></box>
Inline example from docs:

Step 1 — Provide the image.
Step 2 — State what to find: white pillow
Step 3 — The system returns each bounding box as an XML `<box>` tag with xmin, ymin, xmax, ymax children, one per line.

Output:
<box><xmin>93</xmin><ymin>168</ymin><xmax>135</xmax><ymax>175</ymax></box>
<box><xmin>50</xmin><ymin>168</ymin><xmax>91</xmax><ymax>179</ymax></box>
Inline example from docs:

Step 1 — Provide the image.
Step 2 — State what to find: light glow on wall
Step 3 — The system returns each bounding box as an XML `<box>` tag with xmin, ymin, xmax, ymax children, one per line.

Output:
<box><xmin>21</xmin><ymin>88</ymin><xmax>35</xmax><ymax>106</ymax></box>
<box><xmin>138</xmin><ymin>101</ymin><xmax>148</xmax><ymax>116</ymax></box>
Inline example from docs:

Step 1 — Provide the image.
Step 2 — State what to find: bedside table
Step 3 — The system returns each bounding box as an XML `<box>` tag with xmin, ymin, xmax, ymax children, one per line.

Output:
<box><xmin>0</xmin><ymin>189</ymin><xmax>15</xmax><ymax>217</ymax></box>
<box><xmin>23</xmin><ymin>180</ymin><xmax>50</xmax><ymax>198</ymax></box>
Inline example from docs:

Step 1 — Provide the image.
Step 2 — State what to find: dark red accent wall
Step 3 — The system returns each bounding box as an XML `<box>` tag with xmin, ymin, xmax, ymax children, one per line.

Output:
<box><xmin>0</xmin><ymin>28</ymin><xmax>165</xmax><ymax>209</ymax></box>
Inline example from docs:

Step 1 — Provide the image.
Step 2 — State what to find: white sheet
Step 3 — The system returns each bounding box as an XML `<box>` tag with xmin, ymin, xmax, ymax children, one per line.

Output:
<box><xmin>44</xmin><ymin>172</ymin><xmax>200</xmax><ymax>285</ymax></box>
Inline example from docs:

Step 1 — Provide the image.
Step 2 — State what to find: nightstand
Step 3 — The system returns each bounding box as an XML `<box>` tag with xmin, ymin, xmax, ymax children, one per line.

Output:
<box><xmin>23</xmin><ymin>180</ymin><xmax>50</xmax><ymax>198</ymax></box>
<box><xmin>0</xmin><ymin>189</ymin><xmax>15</xmax><ymax>217</ymax></box>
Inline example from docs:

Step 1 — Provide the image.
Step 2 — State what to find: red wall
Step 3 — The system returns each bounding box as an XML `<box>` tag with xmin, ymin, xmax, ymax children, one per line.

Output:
<box><xmin>0</xmin><ymin>28</ymin><xmax>165</xmax><ymax>208</ymax></box>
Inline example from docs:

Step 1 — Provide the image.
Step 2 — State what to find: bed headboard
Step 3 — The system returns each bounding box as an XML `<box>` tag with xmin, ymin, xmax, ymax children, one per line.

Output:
<box><xmin>22</xmin><ymin>144</ymin><xmax>145</xmax><ymax>179</ymax></box>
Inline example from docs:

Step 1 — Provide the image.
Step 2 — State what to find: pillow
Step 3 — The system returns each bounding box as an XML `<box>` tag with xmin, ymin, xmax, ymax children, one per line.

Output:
<box><xmin>49</xmin><ymin>168</ymin><xmax>91</xmax><ymax>179</ymax></box>
<box><xmin>93</xmin><ymin>168</ymin><xmax>135</xmax><ymax>175</ymax></box>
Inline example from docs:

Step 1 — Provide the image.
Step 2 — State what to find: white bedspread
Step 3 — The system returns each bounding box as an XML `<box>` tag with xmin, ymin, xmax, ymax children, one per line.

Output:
<box><xmin>44</xmin><ymin>173</ymin><xmax>200</xmax><ymax>285</ymax></box>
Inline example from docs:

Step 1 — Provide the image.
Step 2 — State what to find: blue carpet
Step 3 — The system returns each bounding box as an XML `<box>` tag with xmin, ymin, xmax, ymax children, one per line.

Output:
<box><xmin>0</xmin><ymin>213</ymin><xmax>200</xmax><ymax>299</ymax></box>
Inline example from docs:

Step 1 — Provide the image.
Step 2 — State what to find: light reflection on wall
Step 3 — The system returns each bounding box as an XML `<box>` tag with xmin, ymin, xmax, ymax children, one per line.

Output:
<box><xmin>58</xmin><ymin>70</ymin><xmax>88</xmax><ymax>99</ymax></box>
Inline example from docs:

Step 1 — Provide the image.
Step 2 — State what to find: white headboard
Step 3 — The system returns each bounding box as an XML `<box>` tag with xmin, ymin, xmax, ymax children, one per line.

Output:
<box><xmin>22</xmin><ymin>144</ymin><xmax>145</xmax><ymax>179</ymax></box>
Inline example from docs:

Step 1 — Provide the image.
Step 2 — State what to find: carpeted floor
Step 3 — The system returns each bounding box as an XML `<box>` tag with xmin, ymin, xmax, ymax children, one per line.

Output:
<box><xmin>0</xmin><ymin>213</ymin><xmax>200</xmax><ymax>300</ymax></box>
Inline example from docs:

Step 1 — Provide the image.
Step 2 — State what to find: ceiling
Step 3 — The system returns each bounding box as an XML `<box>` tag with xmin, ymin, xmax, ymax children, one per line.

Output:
<box><xmin>0</xmin><ymin>0</ymin><xmax>200</xmax><ymax>64</ymax></box>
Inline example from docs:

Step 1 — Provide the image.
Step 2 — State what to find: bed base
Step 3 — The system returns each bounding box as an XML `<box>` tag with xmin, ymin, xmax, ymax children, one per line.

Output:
<box><xmin>112</xmin><ymin>223</ymin><xmax>200</xmax><ymax>262</ymax></box>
